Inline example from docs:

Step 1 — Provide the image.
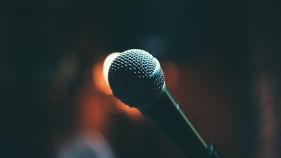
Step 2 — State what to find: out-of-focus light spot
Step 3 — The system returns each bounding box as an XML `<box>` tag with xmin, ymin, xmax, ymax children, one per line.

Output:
<box><xmin>92</xmin><ymin>52</ymin><xmax>143</xmax><ymax>120</ymax></box>
<box><xmin>77</xmin><ymin>90</ymin><xmax>108</xmax><ymax>132</ymax></box>
<box><xmin>114</xmin><ymin>99</ymin><xmax>143</xmax><ymax>120</ymax></box>
<box><xmin>93</xmin><ymin>52</ymin><xmax>119</xmax><ymax>95</ymax></box>
<box><xmin>103</xmin><ymin>52</ymin><xmax>120</xmax><ymax>85</ymax></box>
<box><xmin>93</xmin><ymin>60</ymin><xmax>112</xmax><ymax>95</ymax></box>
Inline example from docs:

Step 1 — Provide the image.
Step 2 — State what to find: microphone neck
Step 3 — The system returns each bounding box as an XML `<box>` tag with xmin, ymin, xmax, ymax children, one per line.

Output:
<box><xmin>141</xmin><ymin>89</ymin><xmax>208</xmax><ymax>158</ymax></box>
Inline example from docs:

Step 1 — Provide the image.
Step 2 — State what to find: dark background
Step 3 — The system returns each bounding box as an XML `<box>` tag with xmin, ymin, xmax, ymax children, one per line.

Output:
<box><xmin>1</xmin><ymin>0</ymin><xmax>280</xmax><ymax>158</ymax></box>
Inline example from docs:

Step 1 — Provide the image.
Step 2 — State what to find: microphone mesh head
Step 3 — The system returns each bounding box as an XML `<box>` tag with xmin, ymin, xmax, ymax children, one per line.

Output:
<box><xmin>108</xmin><ymin>49</ymin><xmax>165</xmax><ymax>108</ymax></box>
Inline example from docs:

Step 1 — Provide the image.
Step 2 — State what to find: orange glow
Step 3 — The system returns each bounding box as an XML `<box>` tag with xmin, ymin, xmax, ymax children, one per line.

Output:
<box><xmin>91</xmin><ymin>52</ymin><xmax>143</xmax><ymax>120</ymax></box>
<box><xmin>77</xmin><ymin>89</ymin><xmax>108</xmax><ymax>132</ymax></box>
<box><xmin>114</xmin><ymin>99</ymin><xmax>143</xmax><ymax>120</ymax></box>
<box><xmin>93</xmin><ymin>62</ymin><xmax>112</xmax><ymax>95</ymax></box>
<box><xmin>92</xmin><ymin>52</ymin><xmax>120</xmax><ymax>95</ymax></box>
<box><xmin>103</xmin><ymin>52</ymin><xmax>120</xmax><ymax>85</ymax></box>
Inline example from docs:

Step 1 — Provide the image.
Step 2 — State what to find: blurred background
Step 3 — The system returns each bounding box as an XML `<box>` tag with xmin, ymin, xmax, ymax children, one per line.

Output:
<box><xmin>1</xmin><ymin>0</ymin><xmax>280</xmax><ymax>158</ymax></box>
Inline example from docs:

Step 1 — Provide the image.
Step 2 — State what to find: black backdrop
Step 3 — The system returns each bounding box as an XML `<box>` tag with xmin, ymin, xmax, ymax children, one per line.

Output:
<box><xmin>1</xmin><ymin>0</ymin><xmax>280</xmax><ymax>158</ymax></box>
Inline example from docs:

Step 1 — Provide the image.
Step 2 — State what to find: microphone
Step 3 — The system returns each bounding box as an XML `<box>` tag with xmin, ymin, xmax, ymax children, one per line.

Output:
<box><xmin>106</xmin><ymin>49</ymin><xmax>222</xmax><ymax>158</ymax></box>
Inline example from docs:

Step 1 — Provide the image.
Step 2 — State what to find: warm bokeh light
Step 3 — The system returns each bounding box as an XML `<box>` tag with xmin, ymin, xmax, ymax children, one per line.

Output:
<box><xmin>92</xmin><ymin>59</ymin><xmax>113</xmax><ymax>95</ymax></box>
<box><xmin>92</xmin><ymin>52</ymin><xmax>120</xmax><ymax>95</ymax></box>
<box><xmin>103</xmin><ymin>52</ymin><xmax>120</xmax><ymax>85</ymax></box>
<box><xmin>114</xmin><ymin>99</ymin><xmax>144</xmax><ymax>120</ymax></box>
<box><xmin>77</xmin><ymin>88</ymin><xmax>109</xmax><ymax>133</ymax></box>
<box><xmin>91</xmin><ymin>52</ymin><xmax>143</xmax><ymax>120</ymax></box>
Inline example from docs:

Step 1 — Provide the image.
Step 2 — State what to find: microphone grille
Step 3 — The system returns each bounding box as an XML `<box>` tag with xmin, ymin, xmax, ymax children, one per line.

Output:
<box><xmin>108</xmin><ymin>49</ymin><xmax>165</xmax><ymax>108</ymax></box>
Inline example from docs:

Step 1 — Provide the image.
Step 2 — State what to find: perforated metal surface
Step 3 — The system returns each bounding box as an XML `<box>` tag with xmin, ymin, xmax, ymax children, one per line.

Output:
<box><xmin>108</xmin><ymin>49</ymin><xmax>165</xmax><ymax>108</ymax></box>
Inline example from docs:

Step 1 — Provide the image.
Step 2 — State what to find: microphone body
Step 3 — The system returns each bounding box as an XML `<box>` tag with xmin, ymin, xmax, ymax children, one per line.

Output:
<box><xmin>107</xmin><ymin>49</ymin><xmax>222</xmax><ymax>158</ymax></box>
<box><xmin>141</xmin><ymin>87</ymin><xmax>220</xmax><ymax>158</ymax></box>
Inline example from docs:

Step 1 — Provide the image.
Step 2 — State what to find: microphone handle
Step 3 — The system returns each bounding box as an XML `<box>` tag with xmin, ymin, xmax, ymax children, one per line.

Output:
<box><xmin>140</xmin><ymin>89</ymin><xmax>222</xmax><ymax>158</ymax></box>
